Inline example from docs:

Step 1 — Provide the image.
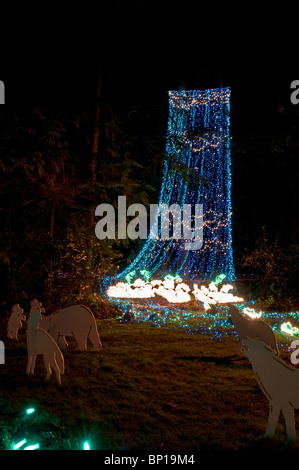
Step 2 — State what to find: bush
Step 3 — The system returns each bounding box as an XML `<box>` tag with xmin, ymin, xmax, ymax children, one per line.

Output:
<box><xmin>242</xmin><ymin>235</ymin><xmax>299</xmax><ymax>310</ymax></box>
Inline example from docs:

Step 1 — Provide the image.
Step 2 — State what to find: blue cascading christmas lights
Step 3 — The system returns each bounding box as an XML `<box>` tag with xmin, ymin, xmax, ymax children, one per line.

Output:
<box><xmin>112</xmin><ymin>87</ymin><xmax>235</xmax><ymax>283</ymax></box>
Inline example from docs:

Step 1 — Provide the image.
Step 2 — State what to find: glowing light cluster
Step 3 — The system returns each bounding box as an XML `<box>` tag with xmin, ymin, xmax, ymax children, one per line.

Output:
<box><xmin>242</xmin><ymin>307</ymin><xmax>262</xmax><ymax>319</ymax></box>
<box><xmin>192</xmin><ymin>282</ymin><xmax>243</xmax><ymax>309</ymax></box>
<box><xmin>11</xmin><ymin>406</ymin><xmax>93</xmax><ymax>450</ymax></box>
<box><xmin>106</xmin><ymin>87</ymin><xmax>234</xmax><ymax>289</ymax></box>
<box><xmin>13</xmin><ymin>440</ymin><xmax>39</xmax><ymax>451</ymax></box>
<box><xmin>107</xmin><ymin>277</ymin><xmax>243</xmax><ymax>306</ymax></box>
<box><xmin>281</xmin><ymin>322</ymin><xmax>299</xmax><ymax>336</ymax></box>
<box><xmin>12</xmin><ymin>408</ymin><xmax>39</xmax><ymax>450</ymax></box>
<box><xmin>104</xmin><ymin>289</ymin><xmax>299</xmax><ymax>353</ymax></box>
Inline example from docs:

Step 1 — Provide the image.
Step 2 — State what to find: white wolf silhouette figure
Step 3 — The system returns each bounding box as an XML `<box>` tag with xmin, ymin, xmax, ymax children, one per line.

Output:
<box><xmin>7</xmin><ymin>304</ymin><xmax>26</xmax><ymax>340</ymax></box>
<box><xmin>244</xmin><ymin>337</ymin><xmax>299</xmax><ymax>441</ymax></box>
<box><xmin>229</xmin><ymin>304</ymin><xmax>279</xmax><ymax>354</ymax></box>
<box><xmin>26</xmin><ymin>307</ymin><xmax>65</xmax><ymax>385</ymax></box>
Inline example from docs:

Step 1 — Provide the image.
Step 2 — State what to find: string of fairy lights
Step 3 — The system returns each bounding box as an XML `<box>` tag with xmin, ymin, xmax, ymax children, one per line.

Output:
<box><xmin>7</xmin><ymin>407</ymin><xmax>91</xmax><ymax>451</ymax></box>
<box><xmin>104</xmin><ymin>292</ymin><xmax>299</xmax><ymax>352</ymax></box>
<box><xmin>100</xmin><ymin>87</ymin><xmax>299</xmax><ymax>346</ymax></box>
<box><xmin>104</xmin><ymin>87</ymin><xmax>235</xmax><ymax>289</ymax></box>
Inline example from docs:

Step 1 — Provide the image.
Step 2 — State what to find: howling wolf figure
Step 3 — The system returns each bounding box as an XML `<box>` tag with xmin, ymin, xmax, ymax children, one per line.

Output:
<box><xmin>26</xmin><ymin>308</ymin><xmax>65</xmax><ymax>385</ymax></box>
<box><xmin>229</xmin><ymin>304</ymin><xmax>279</xmax><ymax>355</ymax></box>
<box><xmin>244</xmin><ymin>337</ymin><xmax>299</xmax><ymax>441</ymax></box>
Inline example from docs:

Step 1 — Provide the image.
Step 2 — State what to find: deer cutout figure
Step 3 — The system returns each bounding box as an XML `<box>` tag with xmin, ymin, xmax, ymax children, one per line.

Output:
<box><xmin>7</xmin><ymin>304</ymin><xmax>26</xmax><ymax>340</ymax></box>
<box><xmin>228</xmin><ymin>304</ymin><xmax>279</xmax><ymax>355</ymax></box>
<box><xmin>26</xmin><ymin>307</ymin><xmax>65</xmax><ymax>385</ymax></box>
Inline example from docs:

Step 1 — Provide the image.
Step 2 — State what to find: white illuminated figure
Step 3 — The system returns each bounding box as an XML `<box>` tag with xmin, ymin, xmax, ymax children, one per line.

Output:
<box><xmin>220</xmin><ymin>284</ymin><xmax>234</xmax><ymax>294</ymax></box>
<box><xmin>153</xmin><ymin>280</ymin><xmax>191</xmax><ymax>303</ymax></box>
<box><xmin>243</xmin><ymin>307</ymin><xmax>262</xmax><ymax>319</ymax></box>
<box><xmin>281</xmin><ymin>322</ymin><xmax>299</xmax><ymax>336</ymax></box>
<box><xmin>107</xmin><ymin>277</ymin><xmax>243</xmax><ymax>307</ymax></box>
<box><xmin>192</xmin><ymin>284</ymin><xmax>217</xmax><ymax>307</ymax></box>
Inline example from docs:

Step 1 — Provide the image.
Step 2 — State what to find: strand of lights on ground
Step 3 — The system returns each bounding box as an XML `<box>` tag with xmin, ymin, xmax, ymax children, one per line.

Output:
<box><xmin>109</xmin><ymin>296</ymin><xmax>299</xmax><ymax>344</ymax></box>
<box><xmin>102</xmin><ymin>271</ymin><xmax>299</xmax><ymax>347</ymax></box>
<box><xmin>12</xmin><ymin>407</ymin><xmax>90</xmax><ymax>450</ymax></box>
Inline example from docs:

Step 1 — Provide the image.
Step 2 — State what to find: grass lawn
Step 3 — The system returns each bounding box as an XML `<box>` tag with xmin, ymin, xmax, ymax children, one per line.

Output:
<box><xmin>0</xmin><ymin>308</ymin><xmax>299</xmax><ymax>451</ymax></box>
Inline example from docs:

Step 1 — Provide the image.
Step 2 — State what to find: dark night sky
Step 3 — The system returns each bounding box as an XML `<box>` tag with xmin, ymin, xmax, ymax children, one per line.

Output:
<box><xmin>1</xmin><ymin>2</ymin><xmax>298</xmax><ymax>267</ymax></box>
<box><xmin>2</xmin><ymin>44</ymin><xmax>295</xmax><ymax>109</ymax></box>
<box><xmin>1</xmin><ymin>2</ymin><xmax>298</xmax><ymax>213</ymax></box>
<box><xmin>1</xmin><ymin>2</ymin><xmax>297</xmax><ymax>108</ymax></box>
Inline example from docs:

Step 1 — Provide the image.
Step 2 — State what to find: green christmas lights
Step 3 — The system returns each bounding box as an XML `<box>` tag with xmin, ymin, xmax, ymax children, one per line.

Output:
<box><xmin>13</xmin><ymin>439</ymin><xmax>27</xmax><ymax>450</ymax></box>
<box><xmin>281</xmin><ymin>322</ymin><xmax>299</xmax><ymax>336</ymax></box>
<box><xmin>211</xmin><ymin>274</ymin><xmax>226</xmax><ymax>286</ymax></box>
<box><xmin>24</xmin><ymin>443</ymin><xmax>40</xmax><ymax>450</ymax></box>
<box><xmin>164</xmin><ymin>274</ymin><xmax>181</xmax><ymax>282</ymax></box>
<box><xmin>9</xmin><ymin>405</ymin><xmax>92</xmax><ymax>451</ymax></box>
<box><xmin>125</xmin><ymin>271</ymin><xmax>136</xmax><ymax>285</ymax></box>
<box><xmin>140</xmin><ymin>270</ymin><xmax>151</xmax><ymax>283</ymax></box>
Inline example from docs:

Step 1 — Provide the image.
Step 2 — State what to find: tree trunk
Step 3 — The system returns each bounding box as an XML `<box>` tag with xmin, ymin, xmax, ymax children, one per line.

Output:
<box><xmin>90</xmin><ymin>71</ymin><xmax>102</xmax><ymax>189</ymax></box>
<box><xmin>50</xmin><ymin>202</ymin><xmax>55</xmax><ymax>240</ymax></box>
<box><xmin>87</xmin><ymin>71</ymin><xmax>102</xmax><ymax>271</ymax></box>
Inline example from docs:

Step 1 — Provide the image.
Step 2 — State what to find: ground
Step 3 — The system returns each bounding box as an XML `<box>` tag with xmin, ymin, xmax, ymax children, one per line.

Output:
<box><xmin>1</xmin><ymin>304</ymin><xmax>299</xmax><ymax>451</ymax></box>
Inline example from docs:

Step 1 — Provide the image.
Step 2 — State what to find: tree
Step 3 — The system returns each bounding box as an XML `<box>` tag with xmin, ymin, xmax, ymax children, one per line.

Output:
<box><xmin>0</xmin><ymin>97</ymin><xmax>165</xmax><ymax>308</ymax></box>
<box><xmin>0</xmin><ymin>107</ymin><xmax>81</xmax><ymax>304</ymax></box>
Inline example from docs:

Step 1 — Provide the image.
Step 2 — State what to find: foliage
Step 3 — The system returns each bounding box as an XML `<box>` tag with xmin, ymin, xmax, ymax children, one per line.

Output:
<box><xmin>231</xmin><ymin>88</ymin><xmax>299</xmax><ymax>263</ymax></box>
<box><xmin>242</xmin><ymin>233</ymin><xmax>299</xmax><ymax>309</ymax></box>
<box><xmin>95</xmin><ymin>102</ymin><xmax>163</xmax><ymax>207</ymax></box>
<box><xmin>45</xmin><ymin>228</ymin><xmax>124</xmax><ymax>309</ymax></box>
<box><xmin>0</xmin><ymin>103</ymin><xmax>164</xmax><ymax>309</ymax></box>
<box><xmin>0</xmin><ymin>108</ymin><xmax>81</xmax><ymax>306</ymax></box>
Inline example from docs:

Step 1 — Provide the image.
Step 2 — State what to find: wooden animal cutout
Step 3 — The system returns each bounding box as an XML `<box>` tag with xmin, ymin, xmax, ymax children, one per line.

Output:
<box><xmin>229</xmin><ymin>304</ymin><xmax>278</xmax><ymax>354</ymax></box>
<box><xmin>7</xmin><ymin>304</ymin><xmax>26</xmax><ymax>340</ymax></box>
<box><xmin>26</xmin><ymin>307</ymin><xmax>65</xmax><ymax>385</ymax></box>
<box><xmin>29</xmin><ymin>298</ymin><xmax>44</xmax><ymax>318</ymax></box>
<box><xmin>39</xmin><ymin>304</ymin><xmax>102</xmax><ymax>352</ymax></box>
<box><xmin>243</xmin><ymin>337</ymin><xmax>299</xmax><ymax>441</ymax></box>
